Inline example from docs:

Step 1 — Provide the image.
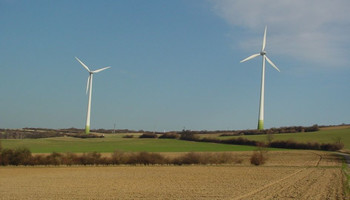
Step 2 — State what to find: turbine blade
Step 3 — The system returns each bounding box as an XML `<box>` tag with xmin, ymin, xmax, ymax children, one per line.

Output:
<box><xmin>262</xmin><ymin>26</ymin><xmax>267</xmax><ymax>51</ymax></box>
<box><xmin>240</xmin><ymin>53</ymin><xmax>260</xmax><ymax>63</ymax></box>
<box><xmin>75</xmin><ymin>57</ymin><xmax>91</xmax><ymax>72</ymax></box>
<box><xmin>92</xmin><ymin>66</ymin><xmax>111</xmax><ymax>73</ymax></box>
<box><xmin>86</xmin><ymin>76</ymin><xmax>90</xmax><ymax>94</ymax></box>
<box><xmin>265</xmin><ymin>56</ymin><xmax>280</xmax><ymax>72</ymax></box>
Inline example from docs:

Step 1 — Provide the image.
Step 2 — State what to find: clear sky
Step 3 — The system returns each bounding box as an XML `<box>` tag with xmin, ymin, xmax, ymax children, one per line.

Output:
<box><xmin>0</xmin><ymin>0</ymin><xmax>349</xmax><ymax>131</ymax></box>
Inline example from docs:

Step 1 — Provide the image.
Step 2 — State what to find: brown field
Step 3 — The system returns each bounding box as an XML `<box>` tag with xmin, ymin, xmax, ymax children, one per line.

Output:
<box><xmin>0</xmin><ymin>151</ymin><xmax>346</xmax><ymax>200</ymax></box>
<box><xmin>320</xmin><ymin>125</ymin><xmax>350</xmax><ymax>130</ymax></box>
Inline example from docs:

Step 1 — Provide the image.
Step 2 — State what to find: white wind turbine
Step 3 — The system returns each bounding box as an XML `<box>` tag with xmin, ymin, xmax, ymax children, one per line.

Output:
<box><xmin>240</xmin><ymin>26</ymin><xmax>280</xmax><ymax>130</ymax></box>
<box><xmin>75</xmin><ymin>57</ymin><xmax>110</xmax><ymax>134</ymax></box>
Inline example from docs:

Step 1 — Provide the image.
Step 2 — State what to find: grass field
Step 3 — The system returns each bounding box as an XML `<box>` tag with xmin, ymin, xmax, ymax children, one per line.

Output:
<box><xmin>216</xmin><ymin>126</ymin><xmax>350</xmax><ymax>150</ymax></box>
<box><xmin>0</xmin><ymin>134</ymin><xmax>260</xmax><ymax>153</ymax></box>
<box><xmin>1</xmin><ymin>126</ymin><xmax>349</xmax><ymax>153</ymax></box>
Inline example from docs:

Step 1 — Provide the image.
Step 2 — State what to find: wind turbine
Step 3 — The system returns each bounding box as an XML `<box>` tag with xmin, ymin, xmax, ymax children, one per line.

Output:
<box><xmin>240</xmin><ymin>26</ymin><xmax>280</xmax><ymax>130</ymax></box>
<box><xmin>75</xmin><ymin>57</ymin><xmax>110</xmax><ymax>134</ymax></box>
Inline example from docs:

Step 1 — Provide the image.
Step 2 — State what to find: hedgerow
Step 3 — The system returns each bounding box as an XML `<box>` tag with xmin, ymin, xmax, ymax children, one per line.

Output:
<box><xmin>177</xmin><ymin>130</ymin><xmax>343</xmax><ymax>151</ymax></box>
<box><xmin>0</xmin><ymin>148</ymin><xmax>243</xmax><ymax>166</ymax></box>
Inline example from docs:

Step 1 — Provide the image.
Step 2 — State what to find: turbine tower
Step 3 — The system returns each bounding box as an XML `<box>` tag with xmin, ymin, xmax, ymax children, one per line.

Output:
<box><xmin>240</xmin><ymin>26</ymin><xmax>280</xmax><ymax>130</ymax></box>
<box><xmin>75</xmin><ymin>57</ymin><xmax>110</xmax><ymax>134</ymax></box>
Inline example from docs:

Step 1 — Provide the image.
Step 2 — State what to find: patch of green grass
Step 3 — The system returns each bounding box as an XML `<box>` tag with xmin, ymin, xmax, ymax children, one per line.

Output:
<box><xmin>0</xmin><ymin>135</ymin><xmax>263</xmax><ymax>153</ymax></box>
<box><xmin>217</xmin><ymin>127</ymin><xmax>350</xmax><ymax>150</ymax></box>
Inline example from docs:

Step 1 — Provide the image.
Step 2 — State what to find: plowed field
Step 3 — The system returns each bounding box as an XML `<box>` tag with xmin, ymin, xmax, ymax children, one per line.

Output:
<box><xmin>0</xmin><ymin>151</ymin><xmax>346</xmax><ymax>200</ymax></box>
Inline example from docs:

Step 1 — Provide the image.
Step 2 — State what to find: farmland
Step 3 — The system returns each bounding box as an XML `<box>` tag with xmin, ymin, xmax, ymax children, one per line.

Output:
<box><xmin>0</xmin><ymin>134</ymin><xmax>261</xmax><ymax>153</ymax></box>
<box><xmin>0</xmin><ymin>126</ymin><xmax>349</xmax><ymax>199</ymax></box>
<box><xmin>1</xmin><ymin>125</ymin><xmax>349</xmax><ymax>153</ymax></box>
<box><xmin>0</xmin><ymin>151</ymin><xmax>345</xmax><ymax>199</ymax></box>
<box><xmin>214</xmin><ymin>126</ymin><xmax>350</xmax><ymax>150</ymax></box>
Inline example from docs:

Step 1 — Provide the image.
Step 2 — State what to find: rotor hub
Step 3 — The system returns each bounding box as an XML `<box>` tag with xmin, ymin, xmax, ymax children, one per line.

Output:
<box><xmin>260</xmin><ymin>51</ymin><xmax>266</xmax><ymax>55</ymax></box>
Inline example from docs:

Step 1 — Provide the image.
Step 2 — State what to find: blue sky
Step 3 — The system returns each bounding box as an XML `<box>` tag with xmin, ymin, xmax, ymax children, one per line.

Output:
<box><xmin>0</xmin><ymin>0</ymin><xmax>349</xmax><ymax>131</ymax></box>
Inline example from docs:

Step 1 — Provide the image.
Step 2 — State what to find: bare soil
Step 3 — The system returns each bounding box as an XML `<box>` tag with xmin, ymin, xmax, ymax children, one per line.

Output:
<box><xmin>0</xmin><ymin>151</ymin><xmax>345</xmax><ymax>200</ymax></box>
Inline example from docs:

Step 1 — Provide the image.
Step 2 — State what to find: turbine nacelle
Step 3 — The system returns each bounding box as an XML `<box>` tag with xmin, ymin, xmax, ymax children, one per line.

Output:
<box><xmin>240</xmin><ymin>26</ymin><xmax>279</xmax><ymax>72</ymax></box>
<box><xmin>75</xmin><ymin>57</ymin><xmax>111</xmax><ymax>95</ymax></box>
<box><xmin>260</xmin><ymin>51</ymin><xmax>266</xmax><ymax>56</ymax></box>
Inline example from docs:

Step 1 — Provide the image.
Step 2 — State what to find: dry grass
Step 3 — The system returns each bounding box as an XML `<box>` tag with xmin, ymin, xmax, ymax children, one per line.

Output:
<box><xmin>0</xmin><ymin>151</ymin><xmax>345</xmax><ymax>200</ymax></box>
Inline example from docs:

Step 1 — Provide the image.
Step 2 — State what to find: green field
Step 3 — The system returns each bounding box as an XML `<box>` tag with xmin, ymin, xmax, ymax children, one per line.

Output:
<box><xmin>0</xmin><ymin>134</ymin><xmax>260</xmax><ymax>153</ymax></box>
<box><xmin>1</xmin><ymin>126</ymin><xmax>349</xmax><ymax>153</ymax></box>
<box><xmin>216</xmin><ymin>126</ymin><xmax>350</xmax><ymax>150</ymax></box>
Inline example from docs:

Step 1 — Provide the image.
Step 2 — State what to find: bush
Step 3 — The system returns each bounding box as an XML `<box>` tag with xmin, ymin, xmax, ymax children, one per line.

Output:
<box><xmin>139</xmin><ymin>133</ymin><xmax>158</xmax><ymax>138</ymax></box>
<box><xmin>31</xmin><ymin>155</ymin><xmax>46</xmax><ymax>165</ymax></box>
<box><xmin>304</xmin><ymin>124</ymin><xmax>319</xmax><ymax>132</ymax></box>
<box><xmin>46</xmin><ymin>152</ymin><xmax>64</xmax><ymax>165</ymax></box>
<box><xmin>127</xmin><ymin>152</ymin><xmax>167</xmax><ymax>165</ymax></box>
<box><xmin>320</xmin><ymin>143</ymin><xmax>344</xmax><ymax>151</ymax></box>
<box><xmin>215</xmin><ymin>152</ymin><xmax>243</xmax><ymax>164</ymax></box>
<box><xmin>0</xmin><ymin>147</ymin><xmax>247</xmax><ymax>166</ymax></box>
<box><xmin>223</xmin><ymin>137</ymin><xmax>260</xmax><ymax>146</ymax></box>
<box><xmin>62</xmin><ymin>152</ymin><xmax>79</xmax><ymax>166</ymax></box>
<box><xmin>269</xmin><ymin>140</ymin><xmax>343</xmax><ymax>151</ymax></box>
<box><xmin>78</xmin><ymin>152</ymin><xmax>103</xmax><ymax>165</ymax></box>
<box><xmin>250</xmin><ymin>149</ymin><xmax>268</xmax><ymax>166</ymax></box>
<box><xmin>68</xmin><ymin>134</ymin><xmax>104</xmax><ymax>139</ymax></box>
<box><xmin>171</xmin><ymin>152</ymin><xmax>243</xmax><ymax>165</ymax></box>
<box><xmin>0</xmin><ymin>147</ymin><xmax>32</xmax><ymax>166</ymax></box>
<box><xmin>0</xmin><ymin>148</ymin><xmax>14</xmax><ymax>165</ymax></box>
<box><xmin>110</xmin><ymin>151</ymin><xmax>128</xmax><ymax>164</ymax></box>
<box><xmin>173</xmin><ymin>152</ymin><xmax>202</xmax><ymax>165</ymax></box>
<box><xmin>179</xmin><ymin>131</ymin><xmax>199</xmax><ymax>141</ymax></box>
<box><xmin>159</xmin><ymin>132</ymin><xmax>179</xmax><ymax>139</ymax></box>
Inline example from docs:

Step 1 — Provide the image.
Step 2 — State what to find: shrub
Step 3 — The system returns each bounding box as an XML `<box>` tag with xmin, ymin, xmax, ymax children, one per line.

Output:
<box><xmin>201</xmin><ymin>137</ymin><xmax>222</xmax><ymax>143</ymax></box>
<box><xmin>62</xmin><ymin>152</ymin><xmax>78</xmax><ymax>166</ymax></box>
<box><xmin>179</xmin><ymin>131</ymin><xmax>199</xmax><ymax>141</ymax></box>
<box><xmin>78</xmin><ymin>152</ymin><xmax>102</xmax><ymax>165</ymax></box>
<box><xmin>46</xmin><ymin>152</ymin><xmax>64</xmax><ymax>165</ymax></box>
<box><xmin>223</xmin><ymin>137</ymin><xmax>260</xmax><ymax>146</ymax></box>
<box><xmin>320</xmin><ymin>143</ymin><xmax>344</xmax><ymax>151</ymax></box>
<box><xmin>110</xmin><ymin>151</ymin><xmax>128</xmax><ymax>164</ymax></box>
<box><xmin>31</xmin><ymin>155</ymin><xmax>46</xmax><ymax>165</ymax></box>
<box><xmin>13</xmin><ymin>148</ymin><xmax>32</xmax><ymax>165</ymax></box>
<box><xmin>172</xmin><ymin>152</ymin><xmax>243</xmax><ymax>165</ymax></box>
<box><xmin>126</xmin><ymin>152</ymin><xmax>167</xmax><ymax>165</ymax></box>
<box><xmin>215</xmin><ymin>152</ymin><xmax>243</xmax><ymax>164</ymax></box>
<box><xmin>0</xmin><ymin>148</ymin><xmax>14</xmax><ymax>165</ymax></box>
<box><xmin>68</xmin><ymin>134</ymin><xmax>104</xmax><ymax>139</ymax></box>
<box><xmin>304</xmin><ymin>124</ymin><xmax>319</xmax><ymax>132</ymax></box>
<box><xmin>250</xmin><ymin>149</ymin><xmax>268</xmax><ymax>166</ymax></box>
<box><xmin>269</xmin><ymin>140</ymin><xmax>343</xmax><ymax>151</ymax></box>
<box><xmin>159</xmin><ymin>132</ymin><xmax>179</xmax><ymax>139</ymax></box>
<box><xmin>0</xmin><ymin>148</ymin><xmax>32</xmax><ymax>166</ymax></box>
<box><xmin>219</xmin><ymin>133</ymin><xmax>237</xmax><ymax>137</ymax></box>
<box><xmin>139</xmin><ymin>133</ymin><xmax>158</xmax><ymax>138</ymax></box>
<box><xmin>174</xmin><ymin>152</ymin><xmax>202</xmax><ymax>165</ymax></box>
<box><xmin>0</xmin><ymin>147</ymin><xmax>247</xmax><ymax>166</ymax></box>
